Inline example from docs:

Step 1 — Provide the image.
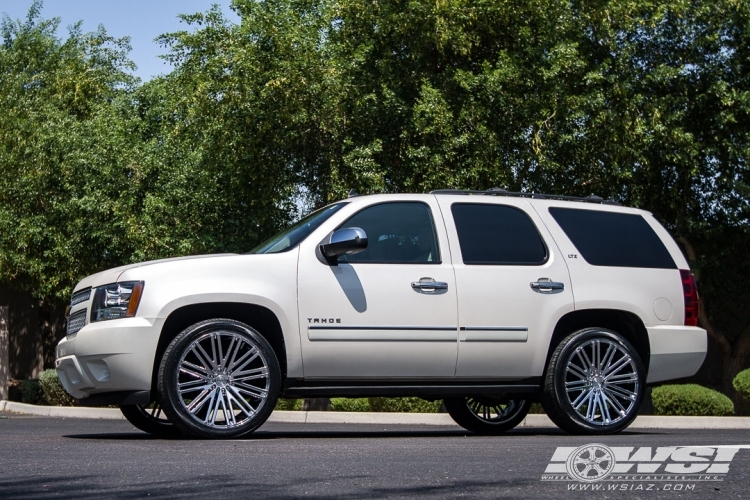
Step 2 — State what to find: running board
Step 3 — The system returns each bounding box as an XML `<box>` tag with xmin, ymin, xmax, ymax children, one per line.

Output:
<box><xmin>282</xmin><ymin>383</ymin><xmax>541</xmax><ymax>398</ymax></box>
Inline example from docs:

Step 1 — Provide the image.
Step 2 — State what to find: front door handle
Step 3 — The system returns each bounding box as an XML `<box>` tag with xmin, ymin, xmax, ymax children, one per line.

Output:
<box><xmin>411</xmin><ymin>278</ymin><xmax>448</xmax><ymax>291</ymax></box>
<box><xmin>530</xmin><ymin>278</ymin><xmax>564</xmax><ymax>293</ymax></box>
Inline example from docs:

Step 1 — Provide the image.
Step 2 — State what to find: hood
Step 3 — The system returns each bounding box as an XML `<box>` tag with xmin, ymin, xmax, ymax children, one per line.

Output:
<box><xmin>73</xmin><ymin>254</ymin><xmax>238</xmax><ymax>292</ymax></box>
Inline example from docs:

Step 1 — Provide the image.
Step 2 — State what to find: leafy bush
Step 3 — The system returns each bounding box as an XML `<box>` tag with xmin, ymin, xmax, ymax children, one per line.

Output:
<box><xmin>20</xmin><ymin>379</ymin><xmax>46</xmax><ymax>405</ymax></box>
<box><xmin>39</xmin><ymin>369</ymin><xmax>76</xmax><ymax>406</ymax></box>
<box><xmin>652</xmin><ymin>384</ymin><xmax>734</xmax><ymax>416</ymax></box>
<box><xmin>529</xmin><ymin>402</ymin><xmax>545</xmax><ymax>414</ymax></box>
<box><xmin>368</xmin><ymin>397</ymin><xmax>441</xmax><ymax>413</ymax></box>
<box><xmin>732</xmin><ymin>368</ymin><xmax>750</xmax><ymax>404</ymax></box>
<box><xmin>274</xmin><ymin>398</ymin><xmax>302</xmax><ymax>411</ymax></box>
<box><xmin>330</xmin><ymin>398</ymin><xmax>371</xmax><ymax>412</ymax></box>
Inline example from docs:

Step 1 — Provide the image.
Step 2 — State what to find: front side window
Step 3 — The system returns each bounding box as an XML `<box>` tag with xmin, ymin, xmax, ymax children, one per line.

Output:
<box><xmin>338</xmin><ymin>202</ymin><xmax>440</xmax><ymax>264</ymax></box>
<box><xmin>452</xmin><ymin>203</ymin><xmax>548</xmax><ymax>265</ymax></box>
<box><xmin>251</xmin><ymin>203</ymin><xmax>347</xmax><ymax>254</ymax></box>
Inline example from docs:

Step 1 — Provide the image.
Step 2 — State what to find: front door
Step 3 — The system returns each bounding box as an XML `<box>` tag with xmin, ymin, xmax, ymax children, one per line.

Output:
<box><xmin>297</xmin><ymin>199</ymin><xmax>459</xmax><ymax>378</ymax></box>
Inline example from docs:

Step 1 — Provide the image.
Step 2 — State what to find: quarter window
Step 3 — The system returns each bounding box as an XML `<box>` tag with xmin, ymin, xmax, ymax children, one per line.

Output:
<box><xmin>451</xmin><ymin>203</ymin><xmax>548</xmax><ymax>265</ymax></box>
<box><xmin>338</xmin><ymin>202</ymin><xmax>440</xmax><ymax>264</ymax></box>
<box><xmin>549</xmin><ymin>207</ymin><xmax>676</xmax><ymax>269</ymax></box>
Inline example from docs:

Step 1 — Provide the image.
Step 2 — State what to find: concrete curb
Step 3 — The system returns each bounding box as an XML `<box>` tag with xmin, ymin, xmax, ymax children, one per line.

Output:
<box><xmin>3</xmin><ymin>400</ymin><xmax>750</xmax><ymax>429</ymax></box>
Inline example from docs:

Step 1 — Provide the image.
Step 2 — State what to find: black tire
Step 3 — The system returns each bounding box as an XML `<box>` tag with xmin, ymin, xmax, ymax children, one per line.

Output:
<box><xmin>444</xmin><ymin>396</ymin><xmax>531</xmax><ymax>434</ymax></box>
<box><xmin>542</xmin><ymin>327</ymin><xmax>645</xmax><ymax>434</ymax></box>
<box><xmin>120</xmin><ymin>403</ymin><xmax>181</xmax><ymax>437</ymax></box>
<box><xmin>157</xmin><ymin>318</ymin><xmax>280</xmax><ymax>439</ymax></box>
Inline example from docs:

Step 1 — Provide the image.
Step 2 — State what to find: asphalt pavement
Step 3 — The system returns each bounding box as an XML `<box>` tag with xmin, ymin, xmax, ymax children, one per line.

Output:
<box><xmin>1</xmin><ymin>414</ymin><xmax>748</xmax><ymax>499</ymax></box>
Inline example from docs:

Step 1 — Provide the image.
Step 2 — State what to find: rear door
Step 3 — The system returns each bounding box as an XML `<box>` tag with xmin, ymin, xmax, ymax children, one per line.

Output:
<box><xmin>436</xmin><ymin>196</ymin><xmax>575</xmax><ymax>379</ymax></box>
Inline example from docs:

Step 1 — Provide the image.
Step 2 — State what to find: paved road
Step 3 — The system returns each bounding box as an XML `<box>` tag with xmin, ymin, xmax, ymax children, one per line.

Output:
<box><xmin>1</xmin><ymin>414</ymin><xmax>748</xmax><ymax>499</ymax></box>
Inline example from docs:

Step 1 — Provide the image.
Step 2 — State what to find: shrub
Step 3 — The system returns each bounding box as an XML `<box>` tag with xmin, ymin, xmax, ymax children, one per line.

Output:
<box><xmin>274</xmin><ymin>398</ymin><xmax>302</xmax><ymax>411</ymax></box>
<box><xmin>651</xmin><ymin>384</ymin><xmax>734</xmax><ymax>416</ymax></box>
<box><xmin>529</xmin><ymin>402</ymin><xmax>545</xmax><ymax>414</ymax></box>
<box><xmin>732</xmin><ymin>368</ymin><xmax>750</xmax><ymax>404</ymax></box>
<box><xmin>368</xmin><ymin>397</ymin><xmax>441</xmax><ymax>413</ymax></box>
<box><xmin>330</xmin><ymin>398</ymin><xmax>371</xmax><ymax>412</ymax></box>
<box><xmin>20</xmin><ymin>379</ymin><xmax>46</xmax><ymax>405</ymax></box>
<box><xmin>39</xmin><ymin>369</ymin><xmax>76</xmax><ymax>406</ymax></box>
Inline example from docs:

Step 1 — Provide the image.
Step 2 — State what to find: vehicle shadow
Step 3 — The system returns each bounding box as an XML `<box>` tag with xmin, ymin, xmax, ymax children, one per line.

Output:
<box><xmin>63</xmin><ymin>425</ymin><xmax>660</xmax><ymax>441</ymax></box>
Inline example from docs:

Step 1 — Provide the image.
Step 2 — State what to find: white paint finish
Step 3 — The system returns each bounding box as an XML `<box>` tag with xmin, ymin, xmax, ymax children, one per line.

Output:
<box><xmin>117</xmin><ymin>251</ymin><xmax>302</xmax><ymax>377</ymax></box>
<box><xmin>54</xmin><ymin>192</ymin><xmax>707</xmax><ymax>403</ymax></box>
<box><xmin>296</xmin><ymin>195</ymin><xmax>459</xmax><ymax>378</ymax></box>
<box><xmin>531</xmin><ymin>200</ymin><xmax>687</xmax><ymax>327</ymax></box>
<box><xmin>653</xmin><ymin>297</ymin><xmax>673</xmax><ymax>321</ymax></box>
<box><xmin>55</xmin><ymin>317</ymin><xmax>164</xmax><ymax>398</ymax></box>
<box><xmin>435</xmin><ymin>196</ymin><xmax>574</xmax><ymax>378</ymax></box>
<box><xmin>646</xmin><ymin>325</ymin><xmax>707</xmax><ymax>382</ymax></box>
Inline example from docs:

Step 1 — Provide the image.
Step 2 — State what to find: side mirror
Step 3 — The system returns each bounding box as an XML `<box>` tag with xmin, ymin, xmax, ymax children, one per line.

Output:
<box><xmin>320</xmin><ymin>227</ymin><xmax>368</xmax><ymax>264</ymax></box>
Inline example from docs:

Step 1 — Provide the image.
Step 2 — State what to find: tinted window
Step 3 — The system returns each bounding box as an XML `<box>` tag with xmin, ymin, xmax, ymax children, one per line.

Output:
<box><xmin>549</xmin><ymin>207</ymin><xmax>676</xmax><ymax>269</ymax></box>
<box><xmin>452</xmin><ymin>204</ymin><xmax>548</xmax><ymax>265</ymax></box>
<box><xmin>251</xmin><ymin>203</ymin><xmax>347</xmax><ymax>254</ymax></box>
<box><xmin>338</xmin><ymin>202</ymin><xmax>439</xmax><ymax>264</ymax></box>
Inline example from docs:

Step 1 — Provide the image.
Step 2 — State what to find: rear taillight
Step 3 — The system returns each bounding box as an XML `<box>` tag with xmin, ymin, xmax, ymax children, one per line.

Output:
<box><xmin>680</xmin><ymin>270</ymin><xmax>699</xmax><ymax>326</ymax></box>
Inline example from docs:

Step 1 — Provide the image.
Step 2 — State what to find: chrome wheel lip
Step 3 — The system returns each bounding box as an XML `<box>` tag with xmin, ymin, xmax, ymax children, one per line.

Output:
<box><xmin>175</xmin><ymin>329</ymin><xmax>271</xmax><ymax>430</ymax></box>
<box><xmin>465</xmin><ymin>397</ymin><xmax>526</xmax><ymax>424</ymax></box>
<box><xmin>562</xmin><ymin>337</ymin><xmax>640</xmax><ymax>426</ymax></box>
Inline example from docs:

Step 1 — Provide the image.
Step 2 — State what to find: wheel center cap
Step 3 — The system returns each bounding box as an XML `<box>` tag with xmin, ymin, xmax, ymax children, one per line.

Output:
<box><xmin>593</xmin><ymin>375</ymin><xmax>604</xmax><ymax>388</ymax></box>
<box><xmin>215</xmin><ymin>374</ymin><xmax>229</xmax><ymax>387</ymax></box>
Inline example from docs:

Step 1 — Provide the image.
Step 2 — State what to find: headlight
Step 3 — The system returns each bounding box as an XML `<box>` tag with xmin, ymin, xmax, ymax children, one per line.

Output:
<box><xmin>90</xmin><ymin>281</ymin><xmax>145</xmax><ymax>322</ymax></box>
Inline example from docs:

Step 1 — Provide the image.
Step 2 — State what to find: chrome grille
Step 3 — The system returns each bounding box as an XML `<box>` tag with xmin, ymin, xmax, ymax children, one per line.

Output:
<box><xmin>66</xmin><ymin>309</ymin><xmax>87</xmax><ymax>336</ymax></box>
<box><xmin>70</xmin><ymin>287</ymin><xmax>92</xmax><ymax>307</ymax></box>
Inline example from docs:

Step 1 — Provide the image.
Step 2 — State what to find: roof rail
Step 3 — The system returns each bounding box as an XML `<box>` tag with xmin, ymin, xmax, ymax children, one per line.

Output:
<box><xmin>429</xmin><ymin>188</ymin><xmax>620</xmax><ymax>205</ymax></box>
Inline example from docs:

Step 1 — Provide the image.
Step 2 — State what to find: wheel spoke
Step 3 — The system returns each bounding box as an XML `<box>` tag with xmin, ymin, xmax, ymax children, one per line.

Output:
<box><xmin>603</xmin><ymin>354</ymin><xmax>631</xmax><ymax>377</ymax></box>
<box><xmin>178</xmin><ymin>379</ymin><xmax>210</xmax><ymax>392</ymax></box>
<box><xmin>566</xmin><ymin>362</ymin><xmax>588</xmax><ymax>380</ymax></box>
<box><xmin>232</xmin><ymin>366</ymin><xmax>268</xmax><ymax>381</ymax></box>
<box><xmin>604</xmin><ymin>382</ymin><xmax>637</xmax><ymax>400</ymax></box>
<box><xmin>179</xmin><ymin>366</ymin><xmax>208</xmax><ymax>382</ymax></box>
<box><xmin>194</xmin><ymin>344</ymin><xmax>218</xmax><ymax>372</ymax></box>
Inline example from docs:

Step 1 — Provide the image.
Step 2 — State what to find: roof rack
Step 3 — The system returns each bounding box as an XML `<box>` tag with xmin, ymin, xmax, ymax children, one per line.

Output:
<box><xmin>429</xmin><ymin>188</ymin><xmax>620</xmax><ymax>206</ymax></box>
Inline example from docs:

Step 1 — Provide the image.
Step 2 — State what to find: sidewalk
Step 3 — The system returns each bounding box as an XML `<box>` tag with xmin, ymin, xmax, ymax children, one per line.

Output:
<box><xmin>3</xmin><ymin>400</ymin><xmax>750</xmax><ymax>429</ymax></box>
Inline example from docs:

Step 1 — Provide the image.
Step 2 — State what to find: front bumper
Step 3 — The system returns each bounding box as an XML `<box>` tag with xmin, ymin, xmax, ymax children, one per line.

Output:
<box><xmin>55</xmin><ymin>317</ymin><xmax>164</xmax><ymax>403</ymax></box>
<box><xmin>646</xmin><ymin>325</ymin><xmax>707</xmax><ymax>383</ymax></box>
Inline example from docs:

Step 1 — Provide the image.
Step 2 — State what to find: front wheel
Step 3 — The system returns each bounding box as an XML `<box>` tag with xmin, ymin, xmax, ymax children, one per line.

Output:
<box><xmin>444</xmin><ymin>396</ymin><xmax>531</xmax><ymax>434</ymax></box>
<box><xmin>542</xmin><ymin>327</ymin><xmax>645</xmax><ymax>434</ymax></box>
<box><xmin>157</xmin><ymin>318</ymin><xmax>280</xmax><ymax>439</ymax></box>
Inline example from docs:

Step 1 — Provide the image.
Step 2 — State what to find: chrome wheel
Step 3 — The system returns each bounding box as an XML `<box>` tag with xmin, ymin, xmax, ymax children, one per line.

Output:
<box><xmin>120</xmin><ymin>402</ymin><xmax>179</xmax><ymax>436</ymax></box>
<box><xmin>158</xmin><ymin>319</ymin><xmax>280</xmax><ymax>438</ymax></box>
<box><xmin>466</xmin><ymin>397</ymin><xmax>524</xmax><ymax>423</ymax></box>
<box><xmin>444</xmin><ymin>396</ymin><xmax>531</xmax><ymax>434</ymax></box>
<box><xmin>543</xmin><ymin>327</ymin><xmax>645</xmax><ymax>434</ymax></box>
<box><xmin>562</xmin><ymin>338</ymin><xmax>639</xmax><ymax>426</ymax></box>
<box><xmin>176</xmin><ymin>330</ymin><xmax>271</xmax><ymax>429</ymax></box>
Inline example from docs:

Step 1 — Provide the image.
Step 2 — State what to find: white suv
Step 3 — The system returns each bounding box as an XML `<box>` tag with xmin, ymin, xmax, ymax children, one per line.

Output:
<box><xmin>55</xmin><ymin>190</ymin><xmax>706</xmax><ymax>438</ymax></box>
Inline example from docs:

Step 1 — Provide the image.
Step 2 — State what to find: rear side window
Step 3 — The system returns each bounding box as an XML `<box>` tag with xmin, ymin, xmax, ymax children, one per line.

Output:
<box><xmin>549</xmin><ymin>207</ymin><xmax>676</xmax><ymax>269</ymax></box>
<box><xmin>451</xmin><ymin>204</ymin><xmax>548</xmax><ymax>265</ymax></box>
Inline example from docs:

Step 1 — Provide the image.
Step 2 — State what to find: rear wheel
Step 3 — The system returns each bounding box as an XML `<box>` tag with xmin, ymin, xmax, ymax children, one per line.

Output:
<box><xmin>444</xmin><ymin>396</ymin><xmax>531</xmax><ymax>434</ymax></box>
<box><xmin>120</xmin><ymin>402</ymin><xmax>180</xmax><ymax>436</ymax></box>
<box><xmin>157</xmin><ymin>318</ymin><xmax>280</xmax><ymax>439</ymax></box>
<box><xmin>542</xmin><ymin>327</ymin><xmax>645</xmax><ymax>434</ymax></box>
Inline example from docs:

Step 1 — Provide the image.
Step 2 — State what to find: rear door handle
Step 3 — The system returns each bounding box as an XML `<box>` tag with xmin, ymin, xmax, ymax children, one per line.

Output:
<box><xmin>530</xmin><ymin>278</ymin><xmax>564</xmax><ymax>293</ymax></box>
<box><xmin>411</xmin><ymin>278</ymin><xmax>448</xmax><ymax>291</ymax></box>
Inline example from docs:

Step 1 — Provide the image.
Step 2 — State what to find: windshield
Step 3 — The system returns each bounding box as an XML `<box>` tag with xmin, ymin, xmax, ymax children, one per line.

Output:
<box><xmin>250</xmin><ymin>202</ymin><xmax>347</xmax><ymax>254</ymax></box>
